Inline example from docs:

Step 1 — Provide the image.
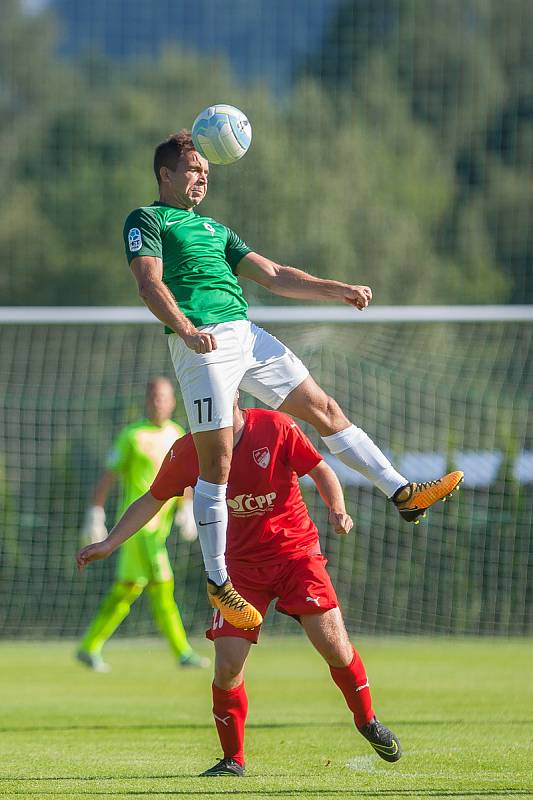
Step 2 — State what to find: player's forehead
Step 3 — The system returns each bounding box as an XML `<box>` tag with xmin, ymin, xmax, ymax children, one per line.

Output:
<box><xmin>147</xmin><ymin>378</ymin><xmax>174</xmax><ymax>397</ymax></box>
<box><xmin>181</xmin><ymin>149</ymin><xmax>209</xmax><ymax>172</ymax></box>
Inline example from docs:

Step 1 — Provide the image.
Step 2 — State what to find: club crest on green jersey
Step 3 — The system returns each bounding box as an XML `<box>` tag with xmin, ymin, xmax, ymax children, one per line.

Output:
<box><xmin>128</xmin><ymin>227</ymin><xmax>142</xmax><ymax>252</ymax></box>
<box><xmin>203</xmin><ymin>222</ymin><xmax>216</xmax><ymax>236</ymax></box>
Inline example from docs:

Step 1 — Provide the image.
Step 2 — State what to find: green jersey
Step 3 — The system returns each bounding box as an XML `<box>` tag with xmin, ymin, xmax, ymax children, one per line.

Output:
<box><xmin>106</xmin><ymin>418</ymin><xmax>185</xmax><ymax>537</ymax></box>
<box><xmin>123</xmin><ymin>202</ymin><xmax>251</xmax><ymax>329</ymax></box>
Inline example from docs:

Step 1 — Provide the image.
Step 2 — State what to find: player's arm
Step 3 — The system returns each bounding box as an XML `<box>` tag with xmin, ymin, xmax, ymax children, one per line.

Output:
<box><xmin>130</xmin><ymin>255</ymin><xmax>216</xmax><ymax>353</ymax></box>
<box><xmin>77</xmin><ymin>491</ymin><xmax>165</xmax><ymax>570</ymax></box>
<box><xmin>237</xmin><ymin>251</ymin><xmax>372</xmax><ymax>310</ymax></box>
<box><xmin>307</xmin><ymin>460</ymin><xmax>353</xmax><ymax>535</ymax></box>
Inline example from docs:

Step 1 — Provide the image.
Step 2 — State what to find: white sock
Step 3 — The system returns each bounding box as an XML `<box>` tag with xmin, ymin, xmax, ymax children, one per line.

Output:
<box><xmin>193</xmin><ymin>478</ymin><xmax>228</xmax><ymax>585</ymax></box>
<box><xmin>321</xmin><ymin>425</ymin><xmax>407</xmax><ymax>498</ymax></box>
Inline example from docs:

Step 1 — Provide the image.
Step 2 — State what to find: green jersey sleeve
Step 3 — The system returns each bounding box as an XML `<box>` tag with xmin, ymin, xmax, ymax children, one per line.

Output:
<box><xmin>123</xmin><ymin>207</ymin><xmax>163</xmax><ymax>263</ymax></box>
<box><xmin>224</xmin><ymin>227</ymin><xmax>252</xmax><ymax>273</ymax></box>
<box><xmin>105</xmin><ymin>427</ymin><xmax>131</xmax><ymax>474</ymax></box>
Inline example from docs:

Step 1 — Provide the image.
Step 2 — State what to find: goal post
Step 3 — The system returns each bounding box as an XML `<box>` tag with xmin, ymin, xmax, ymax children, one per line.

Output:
<box><xmin>1</xmin><ymin>306</ymin><xmax>532</xmax><ymax>638</ymax></box>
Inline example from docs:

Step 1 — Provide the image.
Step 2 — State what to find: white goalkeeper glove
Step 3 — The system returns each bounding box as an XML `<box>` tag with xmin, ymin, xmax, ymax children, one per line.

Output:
<box><xmin>80</xmin><ymin>506</ymin><xmax>108</xmax><ymax>546</ymax></box>
<box><xmin>174</xmin><ymin>499</ymin><xmax>197</xmax><ymax>542</ymax></box>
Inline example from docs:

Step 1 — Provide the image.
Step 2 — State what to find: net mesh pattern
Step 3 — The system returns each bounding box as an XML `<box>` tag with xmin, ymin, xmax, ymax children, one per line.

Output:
<box><xmin>1</xmin><ymin>320</ymin><xmax>531</xmax><ymax>637</ymax></box>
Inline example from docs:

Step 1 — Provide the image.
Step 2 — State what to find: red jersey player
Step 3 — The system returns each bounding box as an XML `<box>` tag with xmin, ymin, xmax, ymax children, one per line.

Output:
<box><xmin>77</xmin><ymin>399</ymin><xmax>402</xmax><ymax>777</ymax></box>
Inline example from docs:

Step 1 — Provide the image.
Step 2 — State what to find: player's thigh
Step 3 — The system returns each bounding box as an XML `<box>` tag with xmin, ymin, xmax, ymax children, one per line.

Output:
<box><xmin>300</xmin><ymin>607</ymin><xmax>353</xmax><ymax>668</ymax></box>
<box><xmin>278</xmin><ymin>374</ymin><xmax>349</xmax><ymax>434</ymax></box>
<box><xmin>213</xmin><ymin>636</ymin><xmax>251</xmax><ymax>688</ymax></box>
<box><xmin>275</xmin><ymin>554</ymin><xmax>338</xmax><ymax>611</ymax></box>
<box><xmin>168</xmin><ymin>322</ymin><xmax>246</xmax><ymax>433</ymax></box>
<box><xmin>239</xmin><ymin>323</ymin><xmax>309</xmax><ymax>409</ymax></box>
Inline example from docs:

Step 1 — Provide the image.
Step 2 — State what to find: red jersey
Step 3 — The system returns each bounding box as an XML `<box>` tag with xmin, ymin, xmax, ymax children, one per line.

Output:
<box><xmin>150</xmin><ymin>408</ymin><xmax>323</xmax><ymax>565</ymax></box>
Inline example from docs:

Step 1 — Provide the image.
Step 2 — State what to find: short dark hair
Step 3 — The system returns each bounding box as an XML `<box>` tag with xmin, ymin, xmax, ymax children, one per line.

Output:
<box><xmin>153</xmin><ymin>130</ymin><xmax>195</xmax><ymax>184</ymax></box>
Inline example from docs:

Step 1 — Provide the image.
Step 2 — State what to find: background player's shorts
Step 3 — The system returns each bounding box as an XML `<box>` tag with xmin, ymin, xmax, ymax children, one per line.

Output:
<box><xmin>206</xmin><ymin>552</ymin><xmax>339</xmax><ymax>644</ymax></box>
<box><xmin>168</xmin><ymin>320</ymin><xmax>309</xmax><ymax>433</ymax></box>
<box><xmin>116</xmin><ymin>530</ymin><xmax>173</xmax><ymax>585</ymax></box>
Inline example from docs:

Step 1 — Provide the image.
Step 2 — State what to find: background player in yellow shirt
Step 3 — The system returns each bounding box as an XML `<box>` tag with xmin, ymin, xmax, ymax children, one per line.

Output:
<box><xmin>76</xmin><ymin>376</ymin><xmax>209</xmax><ymax>672</ymax></box>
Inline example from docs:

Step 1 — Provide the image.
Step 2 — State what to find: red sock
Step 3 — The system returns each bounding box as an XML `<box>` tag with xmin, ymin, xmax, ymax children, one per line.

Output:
<box><xmin>212</xmin><ymin>681</ymin><xmax>248</xmax><ymax>766</ymax></box>
<box><xmin>329</xmin><ymin>647</ymin><xmax>375</xmax><ymax>729</ymax></box>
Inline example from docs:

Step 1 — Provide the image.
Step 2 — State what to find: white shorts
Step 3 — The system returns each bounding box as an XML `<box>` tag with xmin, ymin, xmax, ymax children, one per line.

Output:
<box><xmin>168</xmin><ymin>320</ymin><xmax>309</xmax><ymax>433</ymax></box>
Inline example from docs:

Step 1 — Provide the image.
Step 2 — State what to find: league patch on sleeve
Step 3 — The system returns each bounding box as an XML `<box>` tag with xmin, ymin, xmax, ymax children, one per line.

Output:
<box><xmin>128</xmin><ymin>227</ymin><xmax>142</xmax><ymax>252</ymax></box>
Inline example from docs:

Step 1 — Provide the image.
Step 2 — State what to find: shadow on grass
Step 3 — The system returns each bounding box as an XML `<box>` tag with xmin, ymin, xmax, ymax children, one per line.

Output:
<box><xmin>1</xmin><ymin>788</ymin><xmax>532</xmax><ymax>797</ymax></box>
<box><xmin>1</xmin><ymin>719</ymin><xmax>532</xmax><ymax>734</ymax></box>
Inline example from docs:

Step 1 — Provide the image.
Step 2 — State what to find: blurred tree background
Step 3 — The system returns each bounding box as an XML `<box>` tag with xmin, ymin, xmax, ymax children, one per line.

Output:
<box><xmin>1</xmin><ymin>0</ymin><xmax>532</xmax><ymax>305</ymax></box>
<box><xmin>1</xmin><ymin>0</ymin><xmax>532</xmax><ymax>639</ymax></box>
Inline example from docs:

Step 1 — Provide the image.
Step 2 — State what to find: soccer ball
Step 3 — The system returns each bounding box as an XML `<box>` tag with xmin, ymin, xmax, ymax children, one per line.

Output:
<box><xmin>191</xmin><ymin>104</ymin><xmax>252</xmax><ymax>165</ymax></box>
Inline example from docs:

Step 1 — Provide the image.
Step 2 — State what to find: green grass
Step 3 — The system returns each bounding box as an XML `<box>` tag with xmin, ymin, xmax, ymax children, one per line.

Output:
<box><xmin>0</xmin><ymin>636</ymin><xmax>531</xmax><ymax>799</ymax></box>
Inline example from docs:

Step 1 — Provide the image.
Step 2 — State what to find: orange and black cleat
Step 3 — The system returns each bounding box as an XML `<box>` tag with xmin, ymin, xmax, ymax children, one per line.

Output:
<box><xmin>207</xmin><ymin>578</ymin><xmax>262</xmax><ymax>630</ymax></box>
<box><xmin>392</xmin><ymin>471</ymin><xmax>464</xmax><ymax>523</ymax></box>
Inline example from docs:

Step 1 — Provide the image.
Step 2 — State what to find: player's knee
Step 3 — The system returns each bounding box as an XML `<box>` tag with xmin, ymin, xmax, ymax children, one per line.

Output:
<box><xmin>307</xmin><ymin>393</ymin><xmax>346</xmax><ymax>431</ymax></box>
<box><xmin>325</xmin><ymin>640</ymin><xmax>353</xmax><ymax>668</ymax></box>
<box><xmin>194</xmin><ymin>431</ymin><xmax>233</xmax><ymax>483</ymax></box>
<box><xmin>322</xmin><ymin>394</ymin><xmax>345</xmax><ymax>426</ymax></box>
<box><xmin>322</xmin><ymin>622</ymin><xmax>354</xmax><ymax>667</ymax></box>
<box><xmin>197</xmin><ymin>451</ymin><xmax>232</xmax><ymax>483</ymax></box>
<box><xmin>116</xmin><ymin>581</ymin><xmax>144</xmax><ymax>603</ymax></box>
<box><xmin>200</xmin><ymin>462</ymin><xmax>231</xmax><ymax>484</ymax></box>
<box><xmin>214</xmin><ymin>655</ymin><xmax>245</xmax><ymax>687</ymax></box>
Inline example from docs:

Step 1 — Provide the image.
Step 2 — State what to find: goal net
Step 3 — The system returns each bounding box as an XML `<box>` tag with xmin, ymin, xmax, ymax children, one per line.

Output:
<box><xmin>1</xmin><ymin>307</ymin><xmax>532</xmax><ymax>638</ymax></box>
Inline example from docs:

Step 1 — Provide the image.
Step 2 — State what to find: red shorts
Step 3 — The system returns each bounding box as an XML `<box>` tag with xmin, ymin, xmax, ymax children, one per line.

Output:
<box><xmin>206</xmin><ymin>552</ymin><xmax>339</xmax><ymax>644</ymax></box>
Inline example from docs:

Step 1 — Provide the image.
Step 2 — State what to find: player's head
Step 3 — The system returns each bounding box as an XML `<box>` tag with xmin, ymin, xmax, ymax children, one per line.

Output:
<box><xmin>145</xmin><ymin>376</ymin><xmax>176</xmax><ymax>424</ymax></box>
<box><xmin>154</xmin><ymin>131</ymin><xmax>209</xmax><ymax>209</ymax></box>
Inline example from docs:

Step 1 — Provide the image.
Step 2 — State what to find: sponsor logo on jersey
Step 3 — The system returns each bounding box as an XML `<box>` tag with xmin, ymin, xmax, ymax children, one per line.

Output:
<box><xmin>226</xmin><ymin>492</ymin><xmax>276</xmax><ymax>516</ymax></box>
<box><xmin>203</xmin><ymin>222</ymin><xmax>215</xmax><ymax>236</ymax></box>
<box><xmin>128</xmin><ymin>227</ymin><xmax>142</xmax><ymax>252</ymax></box>
<box><xmin>253</xmin><ymin>447</ymin><xmax>270</xmax><ymax>468</ymax></box>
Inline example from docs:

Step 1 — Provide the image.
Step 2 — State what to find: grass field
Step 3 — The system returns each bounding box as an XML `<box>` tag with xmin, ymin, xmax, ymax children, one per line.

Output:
<box><xmin>0</xmin><ymin>636</ymin><xmax>531</xmax><ymax>799</ymax></box>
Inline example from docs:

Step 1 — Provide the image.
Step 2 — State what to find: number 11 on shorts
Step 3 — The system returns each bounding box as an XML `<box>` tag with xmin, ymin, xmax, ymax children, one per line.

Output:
<box><xmin>194</xmin><ymin>397</ymin><xmax>213</xmax><ymax>424</ymax></box>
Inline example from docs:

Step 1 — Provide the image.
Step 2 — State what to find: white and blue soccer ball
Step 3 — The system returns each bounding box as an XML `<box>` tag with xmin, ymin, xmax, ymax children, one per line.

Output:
<box><xmin>191</xmin><ymin>104</ymin><xmax>252</xmax><ymax>165</ymax></box>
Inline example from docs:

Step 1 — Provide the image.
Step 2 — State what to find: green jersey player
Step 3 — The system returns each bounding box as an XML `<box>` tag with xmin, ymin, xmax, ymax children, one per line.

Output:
<box><xmin>123</xmin><ymin>131</ymin><xmax>463</xmax><ymax>631</ymax></box>
<box><xmin>77</xmin><ymin>377</ymin><xmax>208</xmax><ymax>672</ymax></box>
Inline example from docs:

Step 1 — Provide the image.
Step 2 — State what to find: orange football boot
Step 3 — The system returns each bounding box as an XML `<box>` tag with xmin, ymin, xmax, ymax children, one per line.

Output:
<box><xmin>393</xmin><ymin>471</ymin><xmax>464</xmax><ymax>523</ymax></box>
<box><xmin>207</xmin><ymin>578</ymin><xmax>263</xmax><ymax>630</ymax></box>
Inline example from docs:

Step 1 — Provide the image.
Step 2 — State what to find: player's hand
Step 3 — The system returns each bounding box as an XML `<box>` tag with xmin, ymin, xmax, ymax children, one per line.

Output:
<box><xmin>329</xmin><ymin>510</ymin><xmax>353</xmax><ymax>535</ymax></box>
<box><xmin>175</xmin><ymin>499</ymin><xmax>197</xmax><ymax>542</ymax></box>
<box><xmin>80</xmin><ymin>506</ymin><xmax>108</xmax><ymax>547</ymax></box>
<box><xmin>76</xmin><ymin>540</ymin><xmax>112</xmax><ymax>571</ymax></box>
<box><xmin>343</xmin><ymin>285</ymin><xmax>373</xmax><ymax>310</ymax></box>
<box><xmin>182</xmin><ymin>330</ymin><xmax>217</xmax><ymax>354</ymax></box>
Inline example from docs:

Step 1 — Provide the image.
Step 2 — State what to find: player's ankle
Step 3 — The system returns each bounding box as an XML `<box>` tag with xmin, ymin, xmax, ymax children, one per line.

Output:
<box><xmin>207</xmin><ymin>570</ymin><xmax>228</xmax><ymax>587</ymax></box>
<box><xmin>392</xmin><ymin>483</ymin><xmax>412</xmax><ymax>503</ymax></box>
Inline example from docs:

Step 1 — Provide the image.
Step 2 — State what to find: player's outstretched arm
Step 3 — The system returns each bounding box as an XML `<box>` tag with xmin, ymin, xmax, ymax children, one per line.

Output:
<box><xmin>130</xmin><ymin>255</ymin><xmax>217</xmax><ymax>352</ymax></box>
<box><xmin>76</xmin><ymin>491</ymin><xmax>166</xmax><ymax>570</ymax></box>
<box><xmin>237</xmin><ymin>252</ymin><xmax>372</xmax><ymax>310</ymax></box>
<box><xmin>307</xmin><ymin>461</ymin><xmax>353</xmax><ymax>535</ymax></box>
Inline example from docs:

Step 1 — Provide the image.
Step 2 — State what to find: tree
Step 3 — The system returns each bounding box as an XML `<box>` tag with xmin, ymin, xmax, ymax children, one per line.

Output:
<box><xmin>303</xmin><ymin>0</ymin><xmax>532</xmax><ymax>301</ymax></box>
